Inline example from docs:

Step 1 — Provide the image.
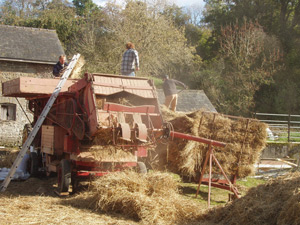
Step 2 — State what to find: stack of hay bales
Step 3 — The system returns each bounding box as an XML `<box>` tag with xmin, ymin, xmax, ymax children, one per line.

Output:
<box><xmin>163</xmin><ymin>110</ymin><xmax>267</xmax><ymax>178</ymax></box>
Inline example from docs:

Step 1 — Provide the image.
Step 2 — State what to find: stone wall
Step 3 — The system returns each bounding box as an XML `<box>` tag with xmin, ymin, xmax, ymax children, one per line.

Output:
<box><xmin>261</xmin><ymin>142</ymin><xmax>300</xmax><ymax>159</ymax></box>
<box><xmin>0</xmin><ymin>61</ymin><xmax>54</xmax><ymax>146</ymax></box>
<box><xmin>0</xmin><ymin>97</ymin><xmax>32</xmax><ymax>146</ymax></box>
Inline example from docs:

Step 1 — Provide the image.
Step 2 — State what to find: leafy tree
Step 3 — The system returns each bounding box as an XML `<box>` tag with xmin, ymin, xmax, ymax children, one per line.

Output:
<box><xmin>72</xmin><ymin>0</ymin><xmax>195</xmax><ymax>81</ymax></box>
<box><xmin>0</xmin><ymin>0</ymin><xmax>82</xmax><ymax>48</ymax></box>
<box><xmin>161</xmin><ymin>4</ymin><xmax>190</xmax><ymax>28</ymax></box>
<box><xmin>38</xmin><ymin>2</ymin><xmax>80</xmax><ymax>47</ymax></box>
<box><xmin>193</xmin><ymin>20</ymin><xmax>282</xmax><ymax>116</ymax></box>
<box><xmin>202</xmin><ymin>0</ymin><xmax>300</xmax><ymax>114</ymax></box>
<box><xmin>72</xmin><ymin>0</ymin><xmax>98</xmax><ymax>17</ymax></box>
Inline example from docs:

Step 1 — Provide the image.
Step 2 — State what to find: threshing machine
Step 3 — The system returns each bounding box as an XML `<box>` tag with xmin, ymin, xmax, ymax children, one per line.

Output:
<box><xmin>2</xmin><ymin>72</ymin><xmax>238</xmax><ymax>203</ymax></box>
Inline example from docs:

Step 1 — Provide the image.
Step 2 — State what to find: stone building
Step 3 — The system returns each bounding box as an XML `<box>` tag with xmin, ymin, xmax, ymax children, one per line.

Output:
<box><xmin>0</xmin><ymin>25</ymin><xmax>65</xmax><ymax>146</ymax></box>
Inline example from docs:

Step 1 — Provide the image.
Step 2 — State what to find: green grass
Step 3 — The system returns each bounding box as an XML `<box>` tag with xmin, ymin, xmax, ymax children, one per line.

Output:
<box><xmin>268</xmin><ymin>132</ymin><xmax>300</xmax><ymax>142</ymax></box>
<box><xmin>236</xmin><ymin>177</ymin><xmax>266</xmax><ymax>188</ymax></box>
<box><xmin>145</xmin><ymin>76</ymin><xmax>163</xmax><ymax>88</ymax></box>
<box><xmin>179</xmin><ymin>176</ymin><xmax>266</xmax><ymax>208</ymax></box>
<box><xmin>146</xmin><ymin>75</ymin><xmax>189</xmax><ymax>90</ymax></box>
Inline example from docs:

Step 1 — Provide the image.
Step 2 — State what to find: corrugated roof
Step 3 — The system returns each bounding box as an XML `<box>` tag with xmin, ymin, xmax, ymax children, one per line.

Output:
<box><xmin>0</xmin><ymin>25</ymin><xmax>65</xmax><ymax>64</ymax></box>
<box><xmin>93</xmin><ymin>74</ymin><xmax>155</xmax><ymax>99</ymax></box>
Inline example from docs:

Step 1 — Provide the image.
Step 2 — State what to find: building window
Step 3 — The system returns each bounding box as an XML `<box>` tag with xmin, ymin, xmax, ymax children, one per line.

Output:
<box><xmin>0</xmin><ymin>103</ymin><xmax>16</xmax><ymax>121</ymax></box>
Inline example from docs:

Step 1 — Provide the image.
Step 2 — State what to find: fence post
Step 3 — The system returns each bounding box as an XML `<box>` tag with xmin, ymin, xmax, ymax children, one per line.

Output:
<box><xmin>253</xmin><ymin>112</ymin><xmax>256</xmax><ymax>119</ymax></box>
<box><xmin>288</xmin><ymin>114</ymin><xmax>291</xmax><ymax>142</ymax></box>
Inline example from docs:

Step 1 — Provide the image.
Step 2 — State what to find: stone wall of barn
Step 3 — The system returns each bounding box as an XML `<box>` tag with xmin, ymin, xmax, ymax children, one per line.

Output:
<box><xmin>0</xmin><ymin>61</ymin><xmax>53</xmax><ymax>146</ymax></box>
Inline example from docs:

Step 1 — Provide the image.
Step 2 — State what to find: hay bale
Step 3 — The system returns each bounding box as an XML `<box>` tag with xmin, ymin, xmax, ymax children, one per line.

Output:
<box><xmin>70</xmin><ymin>56</ymin><xmax>85</xmax><ymax>79</ymax></box>
<box><xmin>160</xmin><ymin>105</ymin><xmax>185</xmax><ymax>121</ymax></box>
<box><xmin>81</xmin><ymin>171</ymin><xmax>204</xmax><ymax>224</ymax></box>
<box><xmin>277</xmin><ymin>191</ymin><xmax>300</xmax><ymax>225</ymax></box>
<box><xmin>77</xmin><ymin>146</ymin><xmax>136</xmax><ymax>162</ymax></box>
<box><xmin>78</xmin><ymin>127</ymin><xmax>138</xmax><ymax>162</ymax></box>
<box><xmin>200</xmin><ymin>172</ymin><xmax>300</xmax><ymax>225</ymax></box>
<box><xmin>0</xmin><ymin>149</ymin><xmax>19</xmax><ymax>168</ymax></box>
<box><xmin>164</xmin><ymin>110</ymin><xmax>267</xmax><ymax>178</ymax></box>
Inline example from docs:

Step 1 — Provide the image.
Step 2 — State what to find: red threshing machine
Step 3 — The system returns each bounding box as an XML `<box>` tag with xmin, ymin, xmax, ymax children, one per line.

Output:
<box><xmin>3</xmin><ymin>73</ymin><xmax>166</xmax><ymax>192</ymax></box>
<box><xmin>2</xmin><ymin>73</ymin><xmax>239</xmax><ymax>203</ymax></box>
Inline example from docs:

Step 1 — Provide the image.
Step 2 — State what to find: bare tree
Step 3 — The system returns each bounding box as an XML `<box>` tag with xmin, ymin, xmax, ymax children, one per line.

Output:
<box><xmin>219</xmin><ymin>19</ymin><xmax>282</xmax><ymax>115</ymax></box>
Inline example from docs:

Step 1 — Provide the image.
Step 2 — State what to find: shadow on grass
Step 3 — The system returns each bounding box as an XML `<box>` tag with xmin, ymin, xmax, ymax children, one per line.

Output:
<box><xmin>179</xmin><ymin>184</ymin><xmax>228</xmax><ymax>205</ymax></box>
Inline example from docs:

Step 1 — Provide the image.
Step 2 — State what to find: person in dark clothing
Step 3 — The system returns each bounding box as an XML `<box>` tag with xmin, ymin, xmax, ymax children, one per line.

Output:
<box><xmin>53</xmin><ymin>55</ymin><xmax>68</xmax><ymax>77</ymax></box>
<box><xmin>162</xmin><ymin>75</ymin><xmax>187</xmax><ymax>112</ymax></box>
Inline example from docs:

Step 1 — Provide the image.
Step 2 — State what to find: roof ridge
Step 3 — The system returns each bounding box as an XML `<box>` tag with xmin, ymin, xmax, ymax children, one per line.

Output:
<box><xmin>0</xmin><ymin>25</ymin><xmax>56</xmax><ymax>32</ymax></box>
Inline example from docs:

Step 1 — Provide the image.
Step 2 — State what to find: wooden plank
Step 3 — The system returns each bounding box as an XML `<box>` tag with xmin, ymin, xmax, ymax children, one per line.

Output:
<box><xmin>41</xmin><ymin>147</ymin><xmax>54</xmax><ymax>155</ymax></box>
<box><xmin>41</xmin><ymin>125</ymin><xmax>54</xmax><ymax>155</ymax></box>
<box><xmin>2</xmin><ymin>78</ymin><xmax>21</xmax><ymax>95</ymax></box>
<box><xmin>42</xmin><ymin>126</ymin><xmax>54</xmax><ymax>131</ymax></box>
<box><xmin>42</xmin><ymin>131</ymin><xmax>55</xmax><ymax>137</ymax></box>
<box><xmin>54</xmin><ymin>126</ymin><xmax>67</xmax><ymax>156</ymax></box>
<box><xmin>42</xmin><ymin>131</ymin><xmax>54</xmax><ymax>136</ymax></box>
<box><xmin>42</xmin><ymin>141</ymin><xmax>52</xmax><ymax>147</ymax></box>
<box><xmin>48</xmin><ymin>164</ymin><xmax>57</xmax><ymax>173</ymax></box>
<box><xmin>2</xmin><ymin>77</ymin><xmax>77</xmax><ymax>97</ymax></box>
<box><xmin>42</xmin><ymin>135</ymin><xmax>54</xmax><ymax>141</ymax></box>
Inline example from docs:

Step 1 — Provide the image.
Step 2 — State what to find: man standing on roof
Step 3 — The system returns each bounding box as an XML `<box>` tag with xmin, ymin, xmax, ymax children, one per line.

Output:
<box><xmin>121</xmin><ymin>42</ymin><xmax>139</xmax><ymax>77</ymax></box>
<box><xmin>163</xmin><ymin>75</ymin><xmax>187</xmax><ymax>112</ymax></box>
<box><xmin>53</xmin><ymin>55</ymin><xmax>68</xmax><ymax>77</ymax></box>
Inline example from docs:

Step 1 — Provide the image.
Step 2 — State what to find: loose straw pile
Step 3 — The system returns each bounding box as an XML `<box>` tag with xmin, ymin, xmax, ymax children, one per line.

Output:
<box><xmin>200</xmin><ymin>172</ymin><xmax>300</xmax><ymax>225</ymax></box>
<box><xmin>71</xmin><ymin>171</ymin><xmax>204</xmax><ymax>225</ymax></box>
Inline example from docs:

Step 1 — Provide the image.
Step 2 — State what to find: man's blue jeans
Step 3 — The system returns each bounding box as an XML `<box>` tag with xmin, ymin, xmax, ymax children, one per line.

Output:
<box><xmin>122</xmin><ymin>71</ymin><xmax>135</xmax><ymax>77</ymax></box>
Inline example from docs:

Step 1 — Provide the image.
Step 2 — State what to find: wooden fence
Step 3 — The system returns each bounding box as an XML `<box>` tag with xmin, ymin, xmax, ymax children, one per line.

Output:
<box><xmin>253</xmin><ymin>112</ymin><xmax>300</xmax><ymax>142</ymax></box>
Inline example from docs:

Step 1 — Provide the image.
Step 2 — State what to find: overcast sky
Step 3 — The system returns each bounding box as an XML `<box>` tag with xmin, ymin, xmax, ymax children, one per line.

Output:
<box><xmin>93</xmin><ymin>0</ymin><xmax>204</xmax><ymax>7</ymax></box>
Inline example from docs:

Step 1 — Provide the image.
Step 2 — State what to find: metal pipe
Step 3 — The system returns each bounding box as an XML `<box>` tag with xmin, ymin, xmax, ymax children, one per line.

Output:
<box><xmin>208</xmin><ymin>147</ymin><xmax>213</xmax><ymax>207</ymax></box>
<box><xmin>15</xmin><ymin>97</ymin><xmax>32</xmax><ymax>124</ymax></box>
<box><xmin>288</xmin><ymin>114</ymin><xmax>291</xmax><ymax>142</ymax></box>
<box><xmin>212</xmin><ymin>153</ymin><xmax>240</xmax><ymax>198</ymax></box>
<box><xmin>170</xmin><ymin>131</ymin><xmax>226</xmax><ymax>147</ymax></box>
<box><xmin>196</xmin><ymin>143</ymin><xmax>212</xmax><ymax>198</ymax></box>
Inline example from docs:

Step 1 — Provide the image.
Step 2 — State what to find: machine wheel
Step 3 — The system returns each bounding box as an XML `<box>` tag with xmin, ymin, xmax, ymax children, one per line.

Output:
<box><xmin>28</xmin><ymin>152</ymin><xmax>39</xmax><ymax>177</ymax></box>
<box><xmin>137</xmin><ymin>162</ymin><xmax>147</xmax><ymax>174</ymax></box>
<box><xmin>71</xmin><ymin>175</ymin><xmax>79</xmax><ymax>194</ymax></box>
<box><xmin>58</xmin><ymin>159</ymin><xmax>71</xmax><ymax>193</ymax></box>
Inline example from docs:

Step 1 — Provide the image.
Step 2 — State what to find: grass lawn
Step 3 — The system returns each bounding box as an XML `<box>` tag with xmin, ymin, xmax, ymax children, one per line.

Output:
<box><xmin>179</xmin><ymin>176</ymin><xmax>266</xmax><ymax>208</ymax></box>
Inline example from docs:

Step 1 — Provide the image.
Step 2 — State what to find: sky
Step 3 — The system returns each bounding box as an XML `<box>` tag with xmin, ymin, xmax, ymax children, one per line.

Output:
<box><xmin>93</xmin><ymin>0</ymin><xmax>205</xmax><ymax>8</ymax></box>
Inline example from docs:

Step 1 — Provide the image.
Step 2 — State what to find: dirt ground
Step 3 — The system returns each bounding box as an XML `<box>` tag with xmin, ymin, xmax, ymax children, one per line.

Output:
<box><xmin>0</xmin><ymin>177</ymin><xmax>139</xmax><ymax>225</ymax></box>
<box><xmin>1</xmin><ymin>147</ymin><xmax>299</xmax><ymax>224</ymax></box>
<box><xmin>0</xmin><ymin>147</ymin><xmax>138</xmax><ymax>224</ymax></box>
<box><xmin>2</xmin><ymin>171</ymin><xmax>298</xmax><ymax>225</ymax></box>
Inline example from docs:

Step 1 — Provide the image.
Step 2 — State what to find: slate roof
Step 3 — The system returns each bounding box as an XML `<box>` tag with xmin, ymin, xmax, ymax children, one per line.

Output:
<box><xmin>0</xmin><ymin>25</ymin><xmax>65</xmax><ymax>65</ymax></box>
<box><xmin>157</xmin><ymin>89</ymin><xmax>217</xmax><ymax>112</ymax></box>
